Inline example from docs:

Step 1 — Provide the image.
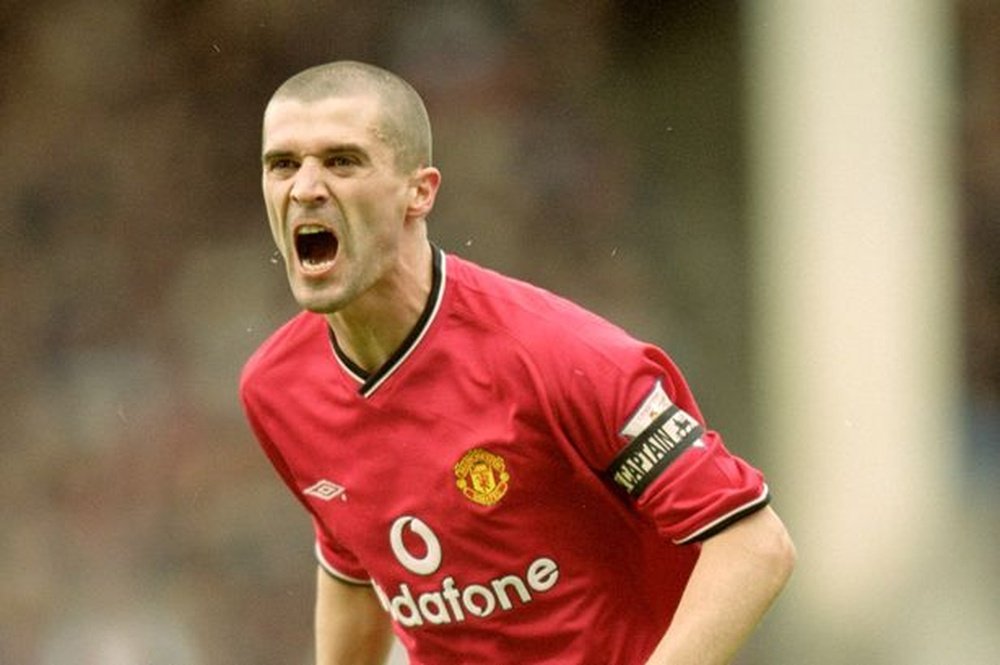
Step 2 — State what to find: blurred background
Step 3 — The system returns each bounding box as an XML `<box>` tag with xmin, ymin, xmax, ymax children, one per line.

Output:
<box><xmin>0</xmin><ymin>1</ymin><xmax>997</xmax><ymax>663</ymax></box>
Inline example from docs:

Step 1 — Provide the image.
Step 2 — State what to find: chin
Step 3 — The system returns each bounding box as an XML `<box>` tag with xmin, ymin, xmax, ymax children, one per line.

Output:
<box><xmin>294</xmin><ymin>296</ymin><xmax>340</xmax><ymax>314</ymax></box>
<box><xmin>291</xmin><ymin>287</ymin><xmax>347</xmax><ymax>315</ymax></box>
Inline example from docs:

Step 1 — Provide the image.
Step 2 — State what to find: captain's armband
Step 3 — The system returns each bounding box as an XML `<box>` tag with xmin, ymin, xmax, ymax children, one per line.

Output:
<box><xmin>607</xmin><ymin>381</ymin><xmax>706</xmax><ymax>497</ymax></box>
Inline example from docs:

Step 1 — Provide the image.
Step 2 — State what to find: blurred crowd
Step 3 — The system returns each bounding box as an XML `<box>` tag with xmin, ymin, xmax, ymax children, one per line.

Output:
<box><xmin>960</xmin><ymin>0</ymin><xmax>1000</xmax><ymax>482</ymax></box>
<box><xmin>0</xmin><ymin>2</ymin><xmax>995</xmax><ymax>663</ymax></box>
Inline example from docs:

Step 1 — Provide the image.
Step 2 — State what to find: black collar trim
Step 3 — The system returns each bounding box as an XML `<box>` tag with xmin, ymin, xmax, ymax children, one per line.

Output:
<box><xmin>328</xmin><ymin>245</ymin><xmax>446</xmax><ymax>398</ymax></box>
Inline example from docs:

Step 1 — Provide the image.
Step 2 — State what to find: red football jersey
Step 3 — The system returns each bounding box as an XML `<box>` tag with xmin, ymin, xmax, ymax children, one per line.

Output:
<box><xmin>240</xmin><ymin>247</ymin><xmax>769</xmax><ymax>665</ymax></box>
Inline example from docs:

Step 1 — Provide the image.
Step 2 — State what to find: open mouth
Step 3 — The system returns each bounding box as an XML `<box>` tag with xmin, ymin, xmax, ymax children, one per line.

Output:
<box><xmin>294</xmin><ymin>225</ymin><xmax>339</xmax><ymax>272</ymax></box>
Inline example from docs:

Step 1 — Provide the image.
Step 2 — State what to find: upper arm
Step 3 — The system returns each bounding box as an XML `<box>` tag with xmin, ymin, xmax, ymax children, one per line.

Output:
<box><xmin>680</xmin><ymin>505</ymin><xmax>796</xmax><ymax>632</ymax></box>
<box><xmin>694</xmin><ymin>505</ymin><xmax>797</xmax><ymax>600</ymax></box>
<box><xmin>315</xmin><ymin>567</ymin><xmax>394</xmax><ymax>665</ymax></box>
<box><xmin>642</xmin><ymin>507</ymin><xmax>795</xmax><ymax>665</ymax></box>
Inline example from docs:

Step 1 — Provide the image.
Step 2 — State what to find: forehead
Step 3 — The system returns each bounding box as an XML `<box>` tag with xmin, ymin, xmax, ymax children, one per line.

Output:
<box><xmin>262</xmin><ymin>94</ymin><xmax>385</xmax><ymax>153</ymax></box>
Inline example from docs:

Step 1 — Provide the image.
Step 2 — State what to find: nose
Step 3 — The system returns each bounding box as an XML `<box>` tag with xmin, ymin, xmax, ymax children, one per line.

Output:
<box><xmin>290</xmin><ymin>158</ymin><xmax>329</xmax><ymax>206</ymax></box>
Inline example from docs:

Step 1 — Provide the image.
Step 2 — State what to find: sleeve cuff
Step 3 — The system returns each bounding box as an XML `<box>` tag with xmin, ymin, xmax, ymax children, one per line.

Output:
<box><xmin>315</xmin><ymin>541</ymin><xmax>371</xmax><ymax>586</ymax></box>
<box><xmin>672</xmin><ymin>484</ymin><xmax>771</xmax><ymax>545</ymax></box>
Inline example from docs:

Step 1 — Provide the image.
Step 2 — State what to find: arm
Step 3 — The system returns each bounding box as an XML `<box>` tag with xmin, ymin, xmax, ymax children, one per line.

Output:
<box><xmin>646</xmin><ymin>506</ymin><xmax>796</xmax><ymax>665</ymax></box>
<box><xmin>315</xmin><ymin>567</ymin><xmax>395</xmax><ymax>665</ymax></box>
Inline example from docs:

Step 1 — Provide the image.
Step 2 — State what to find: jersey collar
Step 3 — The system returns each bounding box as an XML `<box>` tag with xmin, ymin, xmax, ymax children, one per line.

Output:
<box><xmin>328</xmin><ymin>244</ymin><xmax>446</xmax><ymax>398</ymax></box>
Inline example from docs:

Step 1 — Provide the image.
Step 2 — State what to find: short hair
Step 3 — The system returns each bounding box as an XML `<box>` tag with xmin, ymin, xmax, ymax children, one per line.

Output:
<box><xmin>269</xmin><ymin>61</ymin><xmax>432</xmax><ymax>172</ymax></box>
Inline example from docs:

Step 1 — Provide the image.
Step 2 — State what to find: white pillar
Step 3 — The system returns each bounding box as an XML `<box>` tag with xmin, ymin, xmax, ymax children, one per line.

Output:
<box><xmin>744</xmin><ymin>2</ymin><xmax>969</xmax><ymax>662</ymax></box>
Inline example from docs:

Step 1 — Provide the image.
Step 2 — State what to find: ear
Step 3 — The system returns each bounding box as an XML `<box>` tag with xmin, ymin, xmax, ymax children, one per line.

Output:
<box><xmin>406</xmin><ymin>166</ymin><xmax>442</xmax><ymax>220</ymax></box>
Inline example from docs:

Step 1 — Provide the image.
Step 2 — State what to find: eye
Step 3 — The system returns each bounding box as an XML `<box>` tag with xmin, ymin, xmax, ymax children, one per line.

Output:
<box><xmin>326</xmin><ymin>154</ymin><xmax>359</xmax><ymax>169</ymax></box>
<box><xmin>265</xmin><ymin>157</ymin><xmax>299</xmax><ymax>174</ymax></box>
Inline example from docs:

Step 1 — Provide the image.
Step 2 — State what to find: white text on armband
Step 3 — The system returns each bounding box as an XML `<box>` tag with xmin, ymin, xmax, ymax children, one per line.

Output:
<box><xmin>607</xmin><ymin>406</ymin><xmax>705</xmax><ymax>497</ymax></box>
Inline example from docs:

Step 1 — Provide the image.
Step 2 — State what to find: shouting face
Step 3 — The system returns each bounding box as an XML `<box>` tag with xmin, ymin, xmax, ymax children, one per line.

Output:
<box><xmin>261</xmin><ymin>93</ymin><xmax>417</xmax><ymax>316</ymax></box>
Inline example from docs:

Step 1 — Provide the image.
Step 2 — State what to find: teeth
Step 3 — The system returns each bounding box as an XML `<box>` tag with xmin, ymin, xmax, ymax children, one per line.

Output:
<box><xmin>302</xmin><ymin>257</ymin><xmax>334</xmax><ymax>269</ymax></box>
<box><xmin>297</xmin><ymin>225</ymin><xmax>329</xmax><ymax>235</ymax></box>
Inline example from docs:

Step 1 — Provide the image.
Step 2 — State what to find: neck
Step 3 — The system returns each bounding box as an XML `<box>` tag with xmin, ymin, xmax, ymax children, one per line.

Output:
<box><xmin>327</xmin><ymin>241</ymin><xmax>434</xmax><ymax>373</ymax></box>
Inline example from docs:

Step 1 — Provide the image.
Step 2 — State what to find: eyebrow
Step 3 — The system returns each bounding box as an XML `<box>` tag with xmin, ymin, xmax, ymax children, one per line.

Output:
<box><xmin>261</xmin><ymin>149</ymin><xmax>293</xmax><ymax>164</ymax></box>
<box><xmin>262</xmin><ymin>143</ymin><xmax>370</xmax><ymax>163</ymax></box>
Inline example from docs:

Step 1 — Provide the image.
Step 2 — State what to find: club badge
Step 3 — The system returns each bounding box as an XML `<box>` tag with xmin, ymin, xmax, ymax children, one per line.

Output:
<box><xmin>454</xmin><ymin>448</ymin><xmax>510</xmax><ymax>506</ymax></box>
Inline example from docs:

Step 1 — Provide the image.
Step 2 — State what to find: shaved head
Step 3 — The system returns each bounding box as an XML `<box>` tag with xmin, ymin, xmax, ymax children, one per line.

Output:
<box><xmin>268</xmin><ymin>61</ymin><xmax>432</xmax><ymax>173</ymax></box>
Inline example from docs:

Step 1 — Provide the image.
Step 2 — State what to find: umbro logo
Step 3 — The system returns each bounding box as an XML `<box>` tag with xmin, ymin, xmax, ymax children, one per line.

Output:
<box><xmin>304</xmin><ymin>479</ymin><xmax>348</xmax><ymax>502</ymax></box>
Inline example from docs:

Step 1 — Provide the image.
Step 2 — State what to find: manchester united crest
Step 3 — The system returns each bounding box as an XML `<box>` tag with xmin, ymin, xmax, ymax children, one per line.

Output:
<box><xmin>454</xmin><ymin>448</ymin><xmax>510</xmax><ymax>506</ymax></box>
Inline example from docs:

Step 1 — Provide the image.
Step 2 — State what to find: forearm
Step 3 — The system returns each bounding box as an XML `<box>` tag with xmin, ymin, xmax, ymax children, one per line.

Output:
<box><xmin>315</xmin><ymin>567</ymin><xmax>394</xmax><ymax>665</ymax></box>
<box><xmin>645</xmin><ymin>507</ymin><xmax>796</xmax><ymax>665</ymax></box>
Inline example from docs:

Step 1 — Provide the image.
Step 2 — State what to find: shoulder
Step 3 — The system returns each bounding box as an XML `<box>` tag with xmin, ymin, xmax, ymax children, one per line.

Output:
<box><xmin>442</xmin><ymin>253</ymin><xmax>689</xmax><ymax>469</ymax></box>
<box><xmin>443</xmin><ymin>253</ymin><xmax>648</xmax><ymax>370</ymax></box>
<box><xmin>239</xmin><ymin>311</ymin><xmax>327</xmax><ymax>403</ymax></box>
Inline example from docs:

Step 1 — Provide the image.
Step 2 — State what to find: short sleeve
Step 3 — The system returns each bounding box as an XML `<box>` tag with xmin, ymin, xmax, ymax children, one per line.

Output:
<box><xmin>629</xmin><ymin>430</ymin><xmax>770</xmax><ymax>544</ymax></box>
<box><xmin>553</xmin><ymin>340</ymin><xmax>770</xmax><ymax>544</ymax></box>
<box><xmin>313</xmin><ymin>518</ymin><xmax>372</xmax><ymax>585</ymax></box>
<box><xmin>242</xmin><ymin>385</ymin><xmax>372</xmax><ymax>584</ymax></box>
<box><xmin>611</xmin><ymin>354</ymin><xmax>769</xmax><ymax>542</ymax></box>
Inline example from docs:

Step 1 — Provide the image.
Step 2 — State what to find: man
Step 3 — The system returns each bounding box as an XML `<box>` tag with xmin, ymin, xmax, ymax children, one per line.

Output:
<box><xmin>240</xmin><ymin>60</ymin><xmax>795</xmax><ymax>665</ymax></box>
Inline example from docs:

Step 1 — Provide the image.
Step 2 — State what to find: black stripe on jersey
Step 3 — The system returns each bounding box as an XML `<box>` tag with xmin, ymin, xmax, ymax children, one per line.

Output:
<box><xmin>329</xmin><ymin>329</ymin><xmax>369</xmax><ymax>382</ymax></box>
<box><xmin>606</xmin><ymin>406</ymin><xmax>705</xmax><ymax>497</ymax></box>
<box><xmin>328</xmin><ymin>245</ymin><xmax>445</xmax><ymax>397</ymax></box>
<box><xmin>673</xmin><ymin>486</ymin><xmax>771</xmax><ymax>544</ymax></box>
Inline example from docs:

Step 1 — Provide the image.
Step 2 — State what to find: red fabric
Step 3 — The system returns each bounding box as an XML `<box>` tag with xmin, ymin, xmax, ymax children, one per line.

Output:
<box><xmin>240</xmin><ymin>248</ymin><xmax>768</xmax><ymax>665</ymax></box>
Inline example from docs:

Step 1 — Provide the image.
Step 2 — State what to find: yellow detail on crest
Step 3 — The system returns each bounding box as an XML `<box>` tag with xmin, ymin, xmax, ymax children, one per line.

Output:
<box><xmin>454</xmin><ymin>448</ymin><xmax>510</xmax><ymax>506</ymax></box>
